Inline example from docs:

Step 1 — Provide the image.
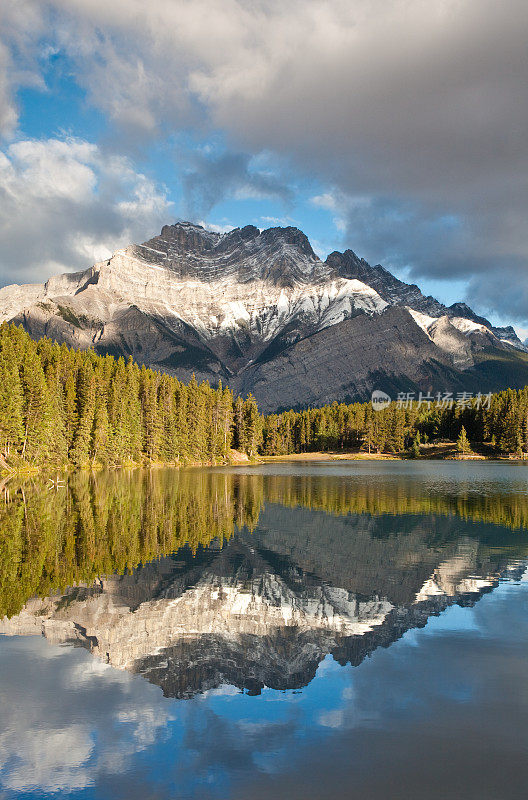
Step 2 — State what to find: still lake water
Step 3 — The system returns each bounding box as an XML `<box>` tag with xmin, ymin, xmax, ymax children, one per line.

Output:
<box><xmin>1</xmin><ymin>461</ymin><xmax>527</xmax><ymax>799</ymax></box>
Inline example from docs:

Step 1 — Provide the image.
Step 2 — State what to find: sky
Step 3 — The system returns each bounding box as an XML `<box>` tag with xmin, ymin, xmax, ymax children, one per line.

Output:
<box><xmin>0</xmin><ymin>0</ymin><xmax>527</xmax><ymax>333</ymax></box>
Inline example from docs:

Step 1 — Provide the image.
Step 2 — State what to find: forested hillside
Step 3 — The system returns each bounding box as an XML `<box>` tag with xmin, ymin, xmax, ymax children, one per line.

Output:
<box><xmin>1</xmin><ymin>323</ymin><xmax>528</xmax><ymax>473</ymax></box>
<box><xmin>0</xmin><ymin>324</ymin><xmax>261</xmax><ymax>470</ymax></box>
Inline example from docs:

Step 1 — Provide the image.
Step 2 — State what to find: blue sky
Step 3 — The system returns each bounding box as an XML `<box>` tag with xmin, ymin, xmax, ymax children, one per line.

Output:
<box><xmin>1</xmin><ymin>1</ymin><xmax>527</xmax><ymax>332</ymax></box>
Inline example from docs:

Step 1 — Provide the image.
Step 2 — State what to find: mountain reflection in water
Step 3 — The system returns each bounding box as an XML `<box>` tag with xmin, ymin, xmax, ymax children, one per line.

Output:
<box><xmin>1</xmin><ymin>464</ymin><xmax>527</xmax><ymax>698</ymax></box>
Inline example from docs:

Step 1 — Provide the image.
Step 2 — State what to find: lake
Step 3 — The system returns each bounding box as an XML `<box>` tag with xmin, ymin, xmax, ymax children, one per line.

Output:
<box><xmin>1</xmin><ymin>462</ymin><xmax>527</xmax><ymax>799</ymax></box>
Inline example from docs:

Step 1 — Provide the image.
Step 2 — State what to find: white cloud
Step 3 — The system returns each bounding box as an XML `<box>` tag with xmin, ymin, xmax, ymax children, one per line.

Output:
<box><xmin>2</xmin><ymin>728</ymin><xmax>94</xmax><ymax>793</ymax></box>
<box><xmin>0</xmin><ymin>0</ymin><xmax>48</xmax><ymax>136</ymax></box>
<box><xmin>5</xmin><ymin>138</ymin><xmax>99</xmax><ymax>201</ymax></box>
<box><xmin>0</xmin><ymin>136</ymin><xmax>173</xmax><ymax>284</ymax></box>
<box><xmin>1</xmin><ymin>1</ymin><xmax>528</xmax><ymax>318</ymax></box>
<box><xmin>258</xmin><ymin>215</ymin><xmax>297</xmax><ymax>229</ymax></box>
<box><xmin>198</xmin><ymin>219</ymin><xmax>236</xmax><ymax>234</ymax></box>
<box><xmin>318</xmin><ymin>708</ymin><xmax>345</xmax><ymax>729</ymax></box>
<box><xmin>311</xmin><ymin>193</ymin><xmax>339</xmax><ymax>213</ymax></box>
<box><xmin>310</xmin><ymin>191</ymin><xmax>350</xmax><ymax>233</ymax></box>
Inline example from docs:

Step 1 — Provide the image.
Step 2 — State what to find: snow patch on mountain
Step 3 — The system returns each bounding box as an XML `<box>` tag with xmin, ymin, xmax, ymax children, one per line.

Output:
<box><xmin>407</xmin><ymin>308</ymin><xmax>437</xmax><ymax>338</ymax></box>
<box><xmin>450</xmin><ymin>317</ymin><xmax>491</xmax><ymax>336</ymax></box>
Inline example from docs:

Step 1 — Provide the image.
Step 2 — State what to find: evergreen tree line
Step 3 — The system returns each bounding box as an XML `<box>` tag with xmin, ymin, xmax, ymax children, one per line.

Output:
<box><xmin>2</xmin><ymin>322</ymin><xmax>528</xmax><ymax>471</ymax></box>
<box><xmin>261</xmin><ymin>388</ymin><xmax>528</xmax><ymax>457</ymax></box>
<box><xmin>0</xmin><ymin>324</ymin><xmax>261</xmax><ymax>469</ymax></box>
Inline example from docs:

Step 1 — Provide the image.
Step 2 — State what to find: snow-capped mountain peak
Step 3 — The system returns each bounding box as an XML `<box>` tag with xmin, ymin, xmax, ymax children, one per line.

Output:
<box><xmin>0</xmin><ymin>221</ymin><xmax>527</xmax><ymax>411</ymax></box>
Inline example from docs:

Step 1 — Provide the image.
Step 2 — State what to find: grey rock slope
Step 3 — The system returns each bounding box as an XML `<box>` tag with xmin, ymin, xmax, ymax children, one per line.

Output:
<box><xmin>1</xmin><ymin>221</ymin><xmax>527</xmax><ymax>411</ymax></box>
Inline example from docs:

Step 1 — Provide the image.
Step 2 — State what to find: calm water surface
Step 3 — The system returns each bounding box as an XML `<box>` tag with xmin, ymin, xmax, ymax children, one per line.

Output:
<box><xmin>0</xmin><ymin>462</ymin><xmax>527</xmax><ymax>799</ymax></box>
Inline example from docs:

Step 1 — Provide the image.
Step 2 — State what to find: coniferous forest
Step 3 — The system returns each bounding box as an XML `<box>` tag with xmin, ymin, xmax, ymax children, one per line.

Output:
<box><xmin>1</xmin><ymin>322</ymin><xmax>528</xmax><ymax>473</ymax></box>
<box><xmin>0</xmin><ymin>323</ymin><xmax>261</xmax><ymax>470</ymax></box>
<box><xmin>260</xmin><ymin>389</ymin><xmax>528</xmax><ymax>457</ymax></box>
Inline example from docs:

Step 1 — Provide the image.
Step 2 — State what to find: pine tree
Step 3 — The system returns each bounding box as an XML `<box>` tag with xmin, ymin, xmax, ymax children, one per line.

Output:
<box><xmin>263</xmin><ymin>415</ymin><xmax>280</xmax><ymax>455</ymax></box>
<box><xmin>140</xmin><ymin>366</ymin><xmax>162</xmax><ymax>461</ymax></box>
<box><xmin>457</xmin><ymin>426</ymin><xmax>471</xmax><ymax>454</ymax></box>
<box><xmin>70</xmin><ymin>361</ymin><xmax>96</xmax><ymax>467</ymax></box>
<box><xmin>62</xmin><ymin>358</ymin><xmax>79</xmax><ymax>452</ymax></box>
<box><xmin>387</xmin><ymin>406</ymin><xmax>406</xmax><ymax>453</ymax></box>
<box><xmin>43</xmin><ymin>361</ymin><xmax>68</xmax><ymax>466</ymax></box>
<box><xmin>0</xmin><ymin>355</ymin><xmax>24</xmax><ymax>459</ymax></box>
<box><xmin>243</xmin><ymin>395</ymin><xmax>262</xmax><ymax>457</ymax></box>
<box><xmin>19</xmin><ymin>347</ymin><xmax>55</xmax><ymax>464</ymax></box>
<box><xmin>173</xmin><ymin>382</ymin><xmax>190</xmax><ymax>462</ymax></box>
<box><xmin>158</xmin><ymin>374</ymin><xmax>178</xmax><ymax>463</ymax></box>
<box><xmin>363</xmin><ymin>409</ymin><xmax>375</xmax><ymax>454</ymax></box>
<box><xmin>186</xmin><ymin>375</ymin><xmax>208</xmax><ymax>461</ymax></box>
<box><xmin>124</xmin><ymin>358</ymin><xmax>143</xmax><ymax>461</ymax></box>
<box><xmin>92</xmin><ymin>394</ymin><xmax>111</xmax><ymax>466</ymax></box>
<box><xmin>408</xmin><ymin>432</ymin><xmax>421</xmax><ymax>459</ymax></box>
<box><xmin>220</xmin><ymin>384</ymin><xmax>234</xmax><ymax>459</ymax></box>
<box><xmin>233</xmin><ymin>396</ymin><xmax>245</xmax><ymax>452</ymax></box>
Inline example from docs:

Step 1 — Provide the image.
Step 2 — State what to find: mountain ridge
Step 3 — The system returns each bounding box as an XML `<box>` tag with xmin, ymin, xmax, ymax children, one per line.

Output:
<box><xmin>1</xmin><ymin>221</ymin><xmax>527</xmax><ymax>412</ymax></box>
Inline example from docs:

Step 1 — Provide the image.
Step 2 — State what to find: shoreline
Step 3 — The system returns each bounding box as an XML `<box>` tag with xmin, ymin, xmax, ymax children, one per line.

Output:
<box><xmin>259</xmin><ymin>448</ymin><xmax>524</xmax><ymax>463</ymax></box>
<box><xmin>2</xmin><ymin>448</ymin><xmax>526</xmax><ymax>481</ymax></box>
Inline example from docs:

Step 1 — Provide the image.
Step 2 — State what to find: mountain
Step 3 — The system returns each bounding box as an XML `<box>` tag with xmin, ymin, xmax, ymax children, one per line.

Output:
<box><xmin>1</xmin><ymin>221</ymin><xmax>528</xmax><ymax>412</ymax></box>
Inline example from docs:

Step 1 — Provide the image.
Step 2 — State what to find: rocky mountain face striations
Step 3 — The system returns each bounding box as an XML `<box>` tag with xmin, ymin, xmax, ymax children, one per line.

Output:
<box><xmin>1</xmin><ymin>222</ymin><xmax>527</xmax><ymax>411</ymax></box>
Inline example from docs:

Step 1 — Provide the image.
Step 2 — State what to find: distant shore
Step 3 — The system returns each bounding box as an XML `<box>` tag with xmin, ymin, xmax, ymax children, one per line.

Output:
<box><xmin>259</xmin><ymin>443</ymin><xmax>527</xmax><ymax>463</ymax></box>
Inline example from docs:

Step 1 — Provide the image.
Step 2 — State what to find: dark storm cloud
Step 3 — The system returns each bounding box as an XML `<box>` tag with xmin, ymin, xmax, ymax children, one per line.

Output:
<box><xmin>194</xmin><ymin>0</ymin><xmax>528</xmax><ymax>321</ymax></box>
<box><xmin>182</xmin><ymin>150</ymin><xmax>294</xmax><ymax>220</ymax></box>
<box><xmin>1</xmin><ymin>1</ymin><xmax>528</xmax><ymax>320</ymax></box>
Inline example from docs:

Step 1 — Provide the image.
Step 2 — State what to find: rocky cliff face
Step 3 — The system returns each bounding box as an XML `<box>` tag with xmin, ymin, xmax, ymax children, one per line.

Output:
<box><xmin>1</xmin><ymin>222</ymin><xmax>527</xmax><ymax>411</ymax></box>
